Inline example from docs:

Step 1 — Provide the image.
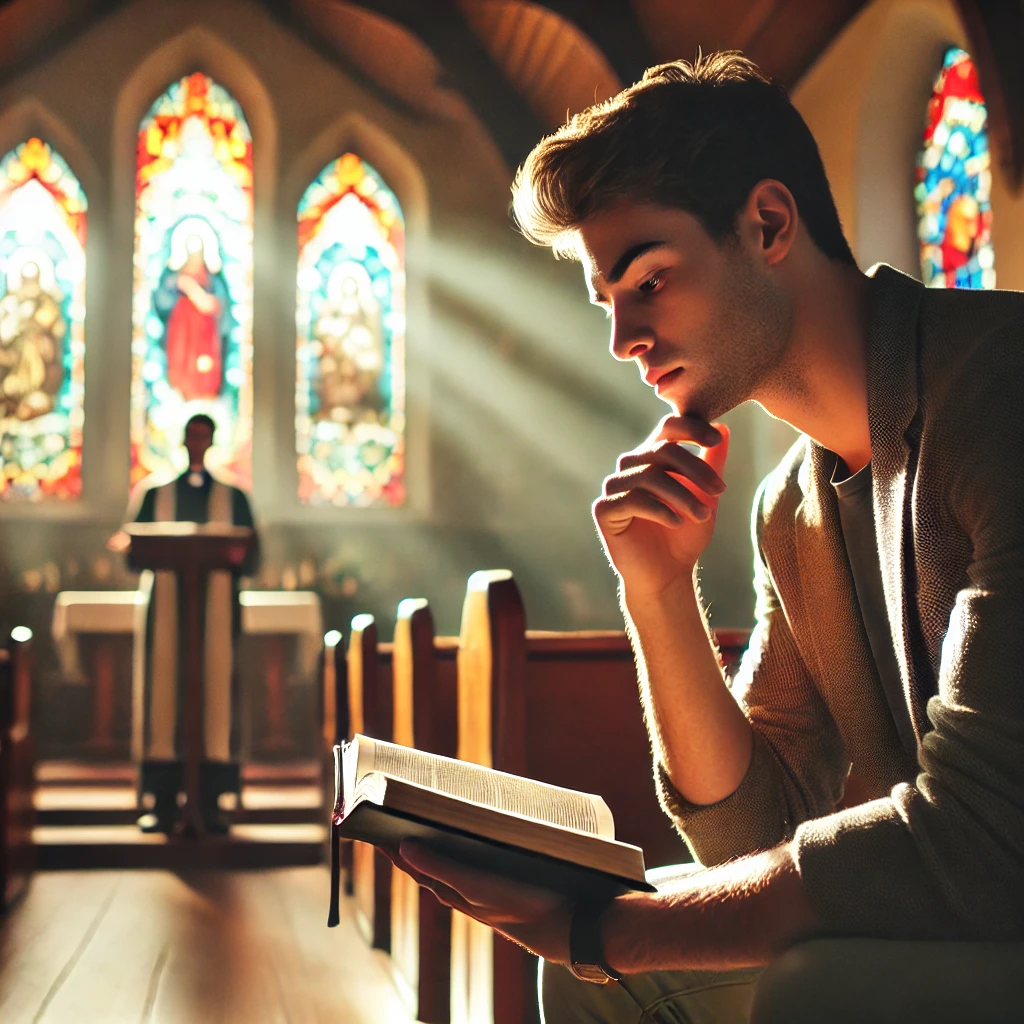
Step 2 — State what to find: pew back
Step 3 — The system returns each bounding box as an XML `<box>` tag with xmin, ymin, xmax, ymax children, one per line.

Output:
<box><xmin>390</xmin><ymin>599</ymin><xmax>458</xmax><ymax>1024</ymax></box>
<box><xmin>455</xmin><ymin>570</ymin><xmax>750</xmax><ymax>1024</ymax></box>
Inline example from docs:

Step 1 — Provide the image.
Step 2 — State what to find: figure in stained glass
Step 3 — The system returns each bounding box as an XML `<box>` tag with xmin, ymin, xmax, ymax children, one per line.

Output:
<box><xmin>296</xmin><ymin>153</ymin><xmax>406</xmax><ymax>507</ymax></box>
<box><xmin>313</xmin><ymin>262</ymin><xmax>384</xmax><ymax>422</ymax></box>
<box><xmin>132</xmin><ymin>73</ymin><xmax>253</xmax><ymax>489</ymax></box>
<box><xmin>154</xmin><ymin>221</ymin><xmax>231</xmax><ymax>402</ymax></box>
<box><xmin>0</xmin><ymin>138</ymin><xmax>86</xmax><ymax>500</ymax></box>
<box><xmin>0</xmin><ymin>256</ymin><xmax>66</xmax><ymax>419</ymax></box>
<box><xmin>916</xmin><ymin>47</ymin><xmax>995</xmax><ymax>289</ymax></box>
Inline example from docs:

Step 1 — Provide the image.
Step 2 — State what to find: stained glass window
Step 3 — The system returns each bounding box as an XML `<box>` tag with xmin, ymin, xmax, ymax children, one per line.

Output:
<box><xmin>916</xmin><ymin>47</ymin><xmax>995</xmax><ymax>289</ymax></box>
<box><xmin>296</xmin><ymin>153</ymin><xmax>406</xmax><ymax>507</ymax></box>
<box><xmin>132</xmin><ymin>72</ymin><xmax>254</xmax><ymax>488</ymax></box>
<box><xmin>0</xmin><ymin>138</ymin><xmax>86</xmax><ymax>501</ymax></box>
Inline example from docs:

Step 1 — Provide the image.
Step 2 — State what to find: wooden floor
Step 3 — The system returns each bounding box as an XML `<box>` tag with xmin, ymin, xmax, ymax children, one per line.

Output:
<box><xmin>0</xmin><ymin>868</ymin><xmax>414</xmax><ymax>1024</ymax></box>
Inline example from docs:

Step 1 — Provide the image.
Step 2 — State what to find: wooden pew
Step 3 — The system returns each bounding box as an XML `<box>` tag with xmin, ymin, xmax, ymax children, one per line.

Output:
<box><xmin>347</xmin><ymin>614</ymin><xmax>393</xmax><ymax>950</ymax></box>
<box><xmin>389</xmin><ymin>598</ymin><xmax>459</xmax><ymax>1024</ymax></box>
<box><xmin>0</xmin><ymin>627</ymin><xmax>35</xmax><ymax>911</ymax></box>
<box><xmin>321</xmin><ymin>628</ymin><xmax>350</xmax><ymax>882</ymax></box>
<box><xmin>453</xmin><ymin>570</ymin><xmax>750</xmax><ymax>1024</ymax></box>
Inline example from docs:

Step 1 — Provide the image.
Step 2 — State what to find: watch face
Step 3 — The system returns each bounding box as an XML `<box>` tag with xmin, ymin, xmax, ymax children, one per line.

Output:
<box><xmin>570</xmin><ymin>961</ymin><xmax>612</xmax><ymax>985</ymax></box>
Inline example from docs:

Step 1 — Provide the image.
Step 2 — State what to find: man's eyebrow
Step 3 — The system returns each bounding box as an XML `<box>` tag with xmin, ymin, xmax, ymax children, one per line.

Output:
<box><xmin>591</xmin><ymin>240</ymin><xmax>669</xmax><ymax>292</ymax></box>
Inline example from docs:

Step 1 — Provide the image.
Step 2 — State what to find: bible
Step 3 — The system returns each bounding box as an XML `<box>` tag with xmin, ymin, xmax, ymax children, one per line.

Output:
<box><xmin>327</xmin><ymin>734</ymin><xmax>655</xmax><ymax>927</ymax></box>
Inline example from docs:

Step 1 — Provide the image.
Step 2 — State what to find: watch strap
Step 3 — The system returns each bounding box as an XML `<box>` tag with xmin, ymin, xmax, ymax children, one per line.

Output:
<box><xmin>569</xmin><ymin>898</ymin><xmax>621</xmax><ymax>984</ymax></box>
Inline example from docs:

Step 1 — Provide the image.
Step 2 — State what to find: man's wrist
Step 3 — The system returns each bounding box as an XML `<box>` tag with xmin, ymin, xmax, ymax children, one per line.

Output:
<box><xmin>569</xmin><ymin>897</ymin><xmax>621</xmax><ymax>983</ymax></box>
<box><xmin>620</xmin><ymin>567</ymin><xmax>701</xmax><ymax>618</ymax></box>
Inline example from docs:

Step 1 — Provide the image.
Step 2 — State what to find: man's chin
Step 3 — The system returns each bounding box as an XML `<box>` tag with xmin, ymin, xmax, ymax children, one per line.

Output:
<box><xmin>670</xmin><ymin>389</ymin><xmax>741</xmax><ymax>424</ymax></box>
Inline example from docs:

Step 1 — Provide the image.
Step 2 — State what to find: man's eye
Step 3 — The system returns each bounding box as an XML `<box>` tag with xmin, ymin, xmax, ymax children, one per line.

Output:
<box><xmin>638</xmin><ymin>274</ymin><xmax>663</xmax><ymax>295</ymax></box>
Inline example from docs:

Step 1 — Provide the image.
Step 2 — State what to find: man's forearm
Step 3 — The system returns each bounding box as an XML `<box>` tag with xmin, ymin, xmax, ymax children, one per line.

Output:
<box><xmin>601</xmin><ymin>842</ymin><xmax>816</xmax><ymax>973</ymax></box>
<box><xmin>624</xmin><ymin>570</ymin><xmax>753</xmax><ymax>806</ymax></box>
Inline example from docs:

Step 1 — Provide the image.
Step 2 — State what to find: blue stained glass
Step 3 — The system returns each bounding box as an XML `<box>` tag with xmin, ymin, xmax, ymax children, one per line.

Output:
<box><xmin>916</xmin><ymin>47</ymin><xmax>995</xmax><ymax>289</ymax></box>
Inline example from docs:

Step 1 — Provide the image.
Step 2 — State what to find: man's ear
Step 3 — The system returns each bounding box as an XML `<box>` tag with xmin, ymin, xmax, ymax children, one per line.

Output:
<box><xmin>739</xmin><ymin>179</ymin><xmax>798</xmax><ymax>267</ymax></box>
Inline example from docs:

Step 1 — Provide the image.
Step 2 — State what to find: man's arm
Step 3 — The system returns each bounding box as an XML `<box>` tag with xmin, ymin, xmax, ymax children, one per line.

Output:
<box><xmin>593</xmin><ymin>415</ymin><xmax>752</xmax><ymax>806</ymax></box>
<box><xmin>396</xmin><ymin>835</ymin><xmax>816</xmax><ymax>972</ymax></box>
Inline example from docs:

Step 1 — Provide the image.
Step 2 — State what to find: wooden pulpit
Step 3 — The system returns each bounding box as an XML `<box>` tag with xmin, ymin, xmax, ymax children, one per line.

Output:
<box><xmin>126</xmin><ymin>522</ymin><xmax>255</xmax><ymax>838</ymax></box>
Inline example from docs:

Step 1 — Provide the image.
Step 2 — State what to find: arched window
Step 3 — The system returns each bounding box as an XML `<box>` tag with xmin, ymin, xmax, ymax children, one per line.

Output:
<box><xmin>132</xmin><ymin>72</ymin><xmax>254</xmax><ymax>488</ymax></box>
<box><xmin>0</xmin><ymin>138</ymin><xmax>86</xmax><ymax>500</ymax></box>
<box><xmin>296</xmin><ymin>153</ymin><xmax>406</xmax><ymax>507</ymax></box>
<box><xmin>916</xmin><ymin>47</ymin><xmax>995</xmax><ymax>289</ymax></box>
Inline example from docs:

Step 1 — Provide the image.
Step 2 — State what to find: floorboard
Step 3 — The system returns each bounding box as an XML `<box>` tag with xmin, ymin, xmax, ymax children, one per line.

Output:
<box><xmin>0</xmin><ymin>868</ymin><xmax>413</xmax><ymax>1024</ymax></box>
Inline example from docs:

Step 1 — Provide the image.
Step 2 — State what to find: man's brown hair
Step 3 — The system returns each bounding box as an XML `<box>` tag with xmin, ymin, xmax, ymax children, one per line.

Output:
<box><xmin>512</xmin><ymin>51</ymin><xmax>855</xmax><ymax>265</ymax></box>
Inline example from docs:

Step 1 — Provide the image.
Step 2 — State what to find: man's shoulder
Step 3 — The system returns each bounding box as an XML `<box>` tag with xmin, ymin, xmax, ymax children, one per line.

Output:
<box><xmin>918</xmin><ymin>284</ymin><xmax>1024</xmax><ymax>425</ymax></box>
<box><xmin>920</xmin><ymin>284</ymin><xmax>1024</xmax><ymax>369</ymax></box>
<box><xmin>208</xmin><ymin>470</ymin><xmax>250</xmax><ymax>498</ymax></box>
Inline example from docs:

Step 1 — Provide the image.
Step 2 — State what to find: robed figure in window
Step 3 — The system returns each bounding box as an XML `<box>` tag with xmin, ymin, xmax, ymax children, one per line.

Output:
<box><xmin>113</xmin><ymin>413</ymin><xmax>259</xmax><ymax>833</ymax></box>
<box><xmin>154</xmin><ymin>222</ymin><xmax>231</xmax><ymax>402</ymax></box>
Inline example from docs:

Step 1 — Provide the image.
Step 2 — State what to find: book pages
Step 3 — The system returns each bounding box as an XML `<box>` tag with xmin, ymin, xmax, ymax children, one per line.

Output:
<box><xmin>347</xmin><ymin>735</ymin><xmax>614</xmax><ymax>839</ymax></box>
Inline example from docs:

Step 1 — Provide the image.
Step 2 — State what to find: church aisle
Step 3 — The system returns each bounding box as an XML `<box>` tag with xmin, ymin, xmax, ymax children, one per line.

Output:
<box><xmin>0</xmin><ymin>867</ymin><xmax>414</xmax><ymax>1023</ymax></box>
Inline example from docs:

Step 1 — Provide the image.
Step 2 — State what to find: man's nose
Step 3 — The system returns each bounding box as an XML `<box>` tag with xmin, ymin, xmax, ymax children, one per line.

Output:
<box><xmin>609</xmin><ymin>312</ymin><xmax>654</xmax><ymax>362</ymax></box>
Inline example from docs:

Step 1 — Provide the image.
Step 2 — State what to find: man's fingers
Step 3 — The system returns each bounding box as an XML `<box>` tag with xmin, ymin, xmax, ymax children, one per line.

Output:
<box><xmin>700</xmin><ymin>422</ymin><xmax>730</xmax><ymax>477</ymax></box>
<box><xmin>602</xmin><ymin>467</ymin><xmax>713</xmax><ymax>523</ymax></box>
<box><xmin>383</xmin><ymin>845</ymin><xmax>475</xmax><ymax>913</ymax></box>
<box><xmin>617</xmin><ymin>444</ymin><xmax>726</xmax><ymax>496</ymax></box>
<box><xmin>400</xmin><ymin>840</ymin><xmax>559</xmax><ymax>917</ymax></box>
<box><xmin>652</xmin><ymin>415</ymin><xmax>723</xmax><ymax>448</ymax></box>
<box><xmin>594</xmin><ymin>487</ymin><xmax>709</xmax><ymax>536</ymax></box>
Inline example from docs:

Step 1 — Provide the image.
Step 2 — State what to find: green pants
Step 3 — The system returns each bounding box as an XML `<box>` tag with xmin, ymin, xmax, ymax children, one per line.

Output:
<box><xmin>540</xmin><ymin>938</ymin><xmax>1024</xmax><ymax>1023</ymax></box>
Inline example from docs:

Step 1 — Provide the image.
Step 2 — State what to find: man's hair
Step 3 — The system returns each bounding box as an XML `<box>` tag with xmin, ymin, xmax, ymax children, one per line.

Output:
<box><xmin>185</xmin><ymin>413</ymin><xmax>216</xmax><ymax>436</ymax></box>
<box><xmin>512</xmin><ymin>51</ymin><xmax>856</xmax><ymax>265</ymax></box>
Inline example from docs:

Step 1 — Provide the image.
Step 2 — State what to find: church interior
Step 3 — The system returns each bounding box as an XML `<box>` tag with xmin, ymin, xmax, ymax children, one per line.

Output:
<box><xmin>0</xmin><ymin>0</ymin><xmax>1020</xmax><ymax>1020</ymax></box>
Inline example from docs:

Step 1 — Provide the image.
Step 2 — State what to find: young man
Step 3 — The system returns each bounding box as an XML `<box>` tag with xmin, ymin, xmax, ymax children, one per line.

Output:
<box><xmin>118</xmin><ymin>413</ymin><xmax>259</xmax><ymax>834</ymax></box>
<box><xmin>393</xmin><ymin>53</ymin><xmax>1024</xmax><ymax>1020</ymax></box>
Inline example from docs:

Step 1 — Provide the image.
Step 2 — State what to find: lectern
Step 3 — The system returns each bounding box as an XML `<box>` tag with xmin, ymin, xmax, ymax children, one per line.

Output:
<box><xmin>126</xmin><ymin>521</ymin><xmax>255</xmax><ymax>837</ymax></box>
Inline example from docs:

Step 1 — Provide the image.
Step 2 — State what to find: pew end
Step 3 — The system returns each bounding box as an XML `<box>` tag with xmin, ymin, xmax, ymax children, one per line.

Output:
<box><xmin>453</xmin><ymin>569</ymin><xmax>750</xmax><ymax>1024</ymax></box>
<box><xmin>1</xmin><ymin>627</ymin><xmax>36</xmax><ymax>912</ymax></box>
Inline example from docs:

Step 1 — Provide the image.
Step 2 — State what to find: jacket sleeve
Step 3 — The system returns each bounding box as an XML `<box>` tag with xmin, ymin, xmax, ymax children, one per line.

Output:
<box><xmin>793</xmin><ymin>346</ymin><xmax>1024</xmax><ymax>941</ymax></box>
<box><xmin>657</xmin><ymin>479</ymin><xmax>850</xmax><ymax>867</ymax></box>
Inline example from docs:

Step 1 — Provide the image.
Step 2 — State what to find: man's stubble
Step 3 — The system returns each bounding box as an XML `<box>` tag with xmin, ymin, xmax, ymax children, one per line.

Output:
<box><xmin>680</xmin><ymin>246</ymin><xmax>797</xmax><ymax>422</ymax></box>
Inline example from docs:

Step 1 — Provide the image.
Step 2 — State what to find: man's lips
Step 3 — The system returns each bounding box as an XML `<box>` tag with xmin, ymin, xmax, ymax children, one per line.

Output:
<box><xmin>644</xmin><ymin>366</ymin><xmax>684</xmax><ymax>392</ymax></box>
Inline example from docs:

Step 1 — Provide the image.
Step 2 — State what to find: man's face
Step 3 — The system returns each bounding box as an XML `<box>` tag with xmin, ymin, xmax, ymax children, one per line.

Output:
<box><xmin>577</xmin><ymin>199</ymin><xmax>793</xmax><ymax>420</ymax></box>
<box><xmin>184</xmin><ymin>421</ymin><xmax>214</xmax><ymax>466</ymax></box>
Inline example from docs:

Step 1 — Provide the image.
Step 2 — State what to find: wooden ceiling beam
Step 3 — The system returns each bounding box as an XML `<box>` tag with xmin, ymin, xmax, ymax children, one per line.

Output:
<box><xmin>741</xmin><ymin>0</ymin><xmax>868</xmax><ymax>89</ymax></box>
<box><xmin>533</xmin><ymin>0</ymin><xmax>657</xmax><ymax>89</ymax></box>
<box><xmin>342</xmin><ymin>0</ymin><xmax>544</xmax><ymax>169</ymax></box>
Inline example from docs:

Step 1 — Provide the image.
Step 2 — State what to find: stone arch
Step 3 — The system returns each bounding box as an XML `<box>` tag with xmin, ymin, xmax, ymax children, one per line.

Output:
<box><xmin>284</xmin><ymin>110</ymin><xmax>428</xmax><ymax>238</ymax></box>
<box><xmin>283</xmin><ymin>111</ymin><xmax>431</xmax><ymax>518</ymax></box>
<box><xmin>0</xmin><ymin>97</ymin><xmax>98</xmax><ymax>199</ymax></box>
<box><xmin>112</xmin><ymin>24</ymin><xmax>277</xmax><ymax>213</ymax></box>
<box><xmin>105</xmin><ymin>25</ymin><xmax>278</xmax><ymax>506</ymax></box>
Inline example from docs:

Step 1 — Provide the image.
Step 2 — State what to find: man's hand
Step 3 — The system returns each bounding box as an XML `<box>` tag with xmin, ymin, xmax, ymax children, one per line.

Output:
<box><xmin>390</xmin><ymin>840</ymin><xmax>576</xmax><ymax>963</ymax></box>
<box><xmin>593</xmin><ymin>417</ymin><xmax>729</xmax><ymax>600</ymax></box>
<box><xmin>390</xmin><ymin>839</ymin><xmax>815</xmax><ymax>975</ymax></box>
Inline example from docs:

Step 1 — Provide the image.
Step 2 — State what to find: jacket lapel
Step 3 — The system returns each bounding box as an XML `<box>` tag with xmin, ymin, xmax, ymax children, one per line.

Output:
<box><xmin>793</xmin><ymin>436</ymin><xmax>908</xmax><ymax>788</ymax></box>
<box><xmin>863</xmin><ymin>265</ymin><xmax>927</xmax><ymax>744</ymax></box>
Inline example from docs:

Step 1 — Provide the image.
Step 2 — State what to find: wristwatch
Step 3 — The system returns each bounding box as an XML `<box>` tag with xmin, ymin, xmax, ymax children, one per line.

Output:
<box><xmin>568</xmin><ymin>898</ymin><xmax>621</xmax><ymax>984</ymax></box>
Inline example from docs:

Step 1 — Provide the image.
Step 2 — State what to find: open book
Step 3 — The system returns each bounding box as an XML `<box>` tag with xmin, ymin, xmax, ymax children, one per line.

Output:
<box><xmin>327</xmin><ymin>735</ymin><xmax>655</xmax><ymax>926</ymax></box>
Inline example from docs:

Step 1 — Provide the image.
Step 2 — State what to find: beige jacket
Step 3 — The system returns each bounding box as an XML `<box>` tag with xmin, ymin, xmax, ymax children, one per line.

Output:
<box><xmin>662</xmin><ymin>264</ymin><xmax>1024</xmax><ymax>940</ymax></box>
